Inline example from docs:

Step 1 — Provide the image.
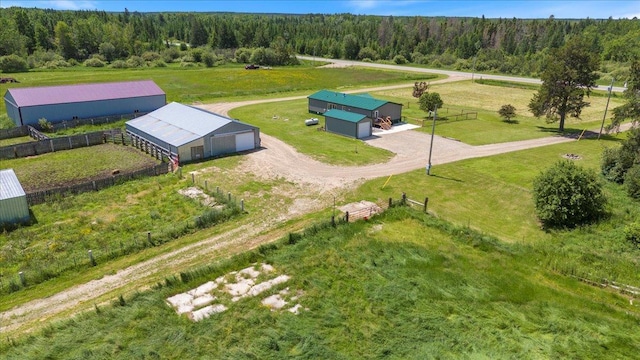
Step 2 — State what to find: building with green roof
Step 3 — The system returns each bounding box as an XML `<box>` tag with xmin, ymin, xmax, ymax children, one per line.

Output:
<box><xmin>308</xmin><ymin>89</ymin><xmax>403</xmax><ymax>138</ymax></box>
<box><xmin>308</xmin><ymin>90</ymin><xmax>402</xmax><ymax>120</ymax></box>
<box><xmin>324</xmin><ymin>109</ymin><xmax>372</xmax><ymax>139</ymax></box>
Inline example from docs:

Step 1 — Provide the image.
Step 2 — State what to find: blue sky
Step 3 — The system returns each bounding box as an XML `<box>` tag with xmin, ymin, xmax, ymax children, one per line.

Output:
<box><xmin>1</xmin><ymin>1</ymin><xmax>639</xmax><ymax>19</ymax></box>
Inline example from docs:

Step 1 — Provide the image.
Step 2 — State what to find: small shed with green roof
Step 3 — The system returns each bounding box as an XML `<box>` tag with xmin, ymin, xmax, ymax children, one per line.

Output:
<box><xmin>308</xmin><ymin>90</ymin><xmax>402</xmax><ymax>124</ymax></box>
<box><xmin>324</xmin><ymin>109</ymin><xmax>372</xmax><ymax>139</ymax></box>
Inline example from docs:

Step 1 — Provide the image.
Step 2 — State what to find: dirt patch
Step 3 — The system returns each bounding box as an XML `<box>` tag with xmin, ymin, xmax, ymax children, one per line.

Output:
<box><xmin>178</xmin><ymin>187</ymin><xmax>221</xmax><ymax>208</ymax></box>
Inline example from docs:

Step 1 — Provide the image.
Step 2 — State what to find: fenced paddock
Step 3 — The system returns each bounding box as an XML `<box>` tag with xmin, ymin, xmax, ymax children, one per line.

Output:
<box><xmin>25</xmin><ymin>162</ymin><xmax>172</xmax><ymax>205</ymax></box>
<box><xmin>0</xmin><ymin>130</ymin><xmax>108</xmax><ymax>160</ymax></box>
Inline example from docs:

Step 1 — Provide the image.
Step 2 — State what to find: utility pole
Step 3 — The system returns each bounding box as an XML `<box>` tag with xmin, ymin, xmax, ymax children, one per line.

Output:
<box><xmin>427</xmin><ymin>105</ymin><xmax>437</xmax><ymax>175</ymax></box>
<box><xmin>598</xmin><ymin>78</ymin><xmax>615</xmax><ymax>140</ymax></box>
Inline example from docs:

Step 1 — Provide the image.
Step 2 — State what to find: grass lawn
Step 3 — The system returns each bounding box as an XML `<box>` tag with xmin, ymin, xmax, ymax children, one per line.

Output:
<box><xmin>2</xmin><ymin>207</ymin><xmax>638</xmax><ymax>358</ymax></box>
<box><xmin>0</xmin><ymin>63</ymin><xmax>432</xmax><ymax>129</ymax></box>
<box><xmin>0</xmin><ymin>136</ymin><xmax>33</xmax><ymax>147</ymax></box>
<box><xmin>373</xmin><ymin>80</ymin><xmax>625</xmax><ymax>145</ymax></box>
<box><xmin>230</xmin><ymin>99</ymin><xmax>395</xmax><ymax>166</ymax></box>
<box><xmin>7</xmin><ymin>144</ymin><xmax>159</xmax><ymax>192</ymax></box>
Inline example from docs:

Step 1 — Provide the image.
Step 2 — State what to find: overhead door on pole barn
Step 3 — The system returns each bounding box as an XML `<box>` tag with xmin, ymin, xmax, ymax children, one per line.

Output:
<box><xmin>235</xmin><ymin>131</ymin><xmax>255</xmax><ymax>152</ymax></box>
<box><xmin>357</xmin><ymin>121</ymin><xmax>371</xmax><ymax>139</ymax></box>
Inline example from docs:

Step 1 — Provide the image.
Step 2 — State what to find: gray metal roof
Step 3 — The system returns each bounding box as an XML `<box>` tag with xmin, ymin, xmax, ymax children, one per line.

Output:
<box><xmin>126</xmin><ymin>102</ymin><xmax>244</xmax><ymax>147</ymax></box>
<box><xmin>0</xmin><ymin>169</ymin><xmax>26</xmax><ymax>200</ymax></box>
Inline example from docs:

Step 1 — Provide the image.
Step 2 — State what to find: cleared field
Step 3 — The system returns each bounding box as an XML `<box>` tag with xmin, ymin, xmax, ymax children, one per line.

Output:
<box><xmin>374</xmin><ymin>80</ymin><xmax>625</xmax><ymax>145</ymax></box>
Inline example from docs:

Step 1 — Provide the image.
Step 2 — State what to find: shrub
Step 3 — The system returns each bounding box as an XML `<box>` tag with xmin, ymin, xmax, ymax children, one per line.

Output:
<box><xmin>110</xmin><ymin>60</ymin><xmax>128</xmax><ymax>68</ymax></box>
<box><xmin>38</xmin><ymin>118</ymin><xmax>54</xmax><ymax>132</ymax></box>
<box><xmin>141</xmin><ymin>51</ymin><xmax>161</xmax><ymax>62</ymax></box>
<box><xmin>202</xmin><ymin>52</ymin><xmax>216</xmax><ymax>67</ymax></box>
<box><xmin>84</xmin><ymin>58</ymin><xmax>105</xmax><ymax>67</ymax></box>
<box><xmin>624</xmin><ymin>222</ymin><xmax>640</xmax><ymax>248</ymax></box>
<box><xmin>126</xmin><ymin>56</ymin><xmax>146</xmax><ymax>68</ymax></box>
<box><xmin>162</xmin><ymin>47</ymin><xmax>181</xmax><ymax>63</ymax></box>
<box><xmin>533</xmin><ymin>160</ymin><xmax>607</xmax><ymax>228</ymax></box>
<box><xmin>624</xmin><ymin>164</ymin><xmax>640</xmax><ymax>199</ymax></box>
<box><xmin>393</xmin><ymin>55</ymin><xmax>407</xmax><ymax>64</ymax></box>
<box><xmin>235</xmin><ymin>47</ymin><xmax>253</xmax><ymax>63</ymax></box>
<box><xmin>152</xmin><ymin>60</ymin><xmax>167</xmax><ymax>68</ymax></box>
<box><xmin>0</xmin><ymin>54</ymin><xmax>29</xmax><ymax>73</ymax></box>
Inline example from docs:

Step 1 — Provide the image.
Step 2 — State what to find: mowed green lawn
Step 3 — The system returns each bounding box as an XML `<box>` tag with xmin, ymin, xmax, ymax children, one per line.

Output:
<box><xmin>230</xmin><ymin>99</ymin><xmax>396</xmax><ymax>166</ymax></box>
<box><xmin>2</xmin><ymin>208</ymin><xmax>638</xmax><ymax>358</ymax></box>
<box><xmin>374</xmin><ymin>80</ymin><xmax>625</xmax><ymax>145</ymax></box>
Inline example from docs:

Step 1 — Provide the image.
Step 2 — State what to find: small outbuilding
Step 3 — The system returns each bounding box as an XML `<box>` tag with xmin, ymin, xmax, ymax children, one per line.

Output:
<box><xmin>126</xmin><ymin>102</ymin><xmax>260</xmax><ymax>163</ymax></box>
<box><xmin>0</xmin><ymin>169</ymin><xmax>30</xmax><ymax>225</ymax></box>
<box><xmin>4</xmin><ymin>80</ymin><xmax>166</xmax><ymax>126</ymax></box>
<box><xmin>324</xmin><ymin>109</ymin><xmax>372</xmax><ymax>139</ymax></box>
<box><xmin>308</xmin><ymin>90</ymin><xmax>403</xmax><ymax>123</ymax></box>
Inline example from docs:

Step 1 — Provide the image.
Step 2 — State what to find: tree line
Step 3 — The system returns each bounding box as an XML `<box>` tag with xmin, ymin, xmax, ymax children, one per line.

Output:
<box><xmin>0</xmin><ymin>7</ymin><xmax>638</xmax><ymax>75</ymax></box>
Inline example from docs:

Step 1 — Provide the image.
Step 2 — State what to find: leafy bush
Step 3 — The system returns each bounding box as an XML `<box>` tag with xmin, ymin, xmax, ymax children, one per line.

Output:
<box><xmin>533</xmin><ymin>160</ymin><xmax>607</xmax><ymax>228</ymax></box>
<box><xmin>162</xmin><ymin>47</ymin><xmax>181</xmax><ymax>63</ymax></box>
<box><xmin>126</xmin><ymin>56</ymin><xmax>146</xmax><ymax>68</ymax></box>
<box><xmin>601</xmin><ymin>127</ymin><xmax>640</xmax><ymax>184</ymax></box>
<box><xmin>0</xmin><ymin>54</ymin><xmax>29</xmax><ymax>73</ymax></box>
<box><xmin>393</xmin><ymin>55</ymin><xmax>407</xmax><ymax>64</ymax></box>
<box><xmin>235</xmin><ymin>47</ymin><xmax>253</xmax><ymax>63</ymax></box>
<box><xmin>110</xmin><ymin>60</ymin><xmax>128</xmax><ymax>68</ymax></box>
<box><xmin>38</xmin><ymin>118</ymin><xmax>54</xmax><ymax>132</ymax></box>
<box><xmin>44</xmin><ymin>59</ymin><xmax>71</xmax><ymax>69</ymax></box>
<box><xmin>141</xmin><ymin>51</ymin><xmax>161</xmax><ymax>62</ymax></box>
<box><xmin>83</xmin><ymin>58</ymin><xmax>105</xmax><ymax>67</ymax></box>
<box><xmin>152</xmin><ymin>60</ymin><xmax>167</xmax><ymax>68</ymax></box>
<box><xmin>624</xmin><ymin>164</ymin><xmax>640</xmax><ymax>199</ymax></box>
<box><xmin>202</xmin><ymin>52</ymin><xmax>216</xmax><ymax>67</ymax></box>
<box><xmin>624</xmin><ymin>222</ymin><xmax>640</xmax><ymax>248</ymax></box>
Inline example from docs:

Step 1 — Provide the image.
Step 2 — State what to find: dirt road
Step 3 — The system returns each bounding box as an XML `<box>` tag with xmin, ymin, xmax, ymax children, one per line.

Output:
<box><xmin>0</xmin><ymin>74</ymin><xmax>599</xmax><ymax>335</ymax></box>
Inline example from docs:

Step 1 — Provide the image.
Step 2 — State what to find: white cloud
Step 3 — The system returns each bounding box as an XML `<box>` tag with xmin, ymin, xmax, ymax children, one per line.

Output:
<box><xmin>0</xmin><ymin>0</ymin><xmax>97</xmax><ymax>10</ymax></box>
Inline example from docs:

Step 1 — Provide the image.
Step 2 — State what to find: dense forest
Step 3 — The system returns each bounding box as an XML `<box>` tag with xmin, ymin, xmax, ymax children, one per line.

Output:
<box><xmin>0</xmin><ymin>7</ymin><xmax>638</xmax><ymax>78</ymax></box>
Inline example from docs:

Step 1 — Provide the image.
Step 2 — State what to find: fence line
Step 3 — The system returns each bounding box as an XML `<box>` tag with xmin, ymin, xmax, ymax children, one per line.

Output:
<box><xmin>0</xmin><ymin>130</ymin><xmax>112</xmax><ymax>160</ymax></box>
<box><xmin>25</xmin><ymin>162</ymin><xmax>172</xmax><ymax>205</ymax></box>
<box><xmin>0</xmin><ymin>125</ymin><xmax>28</xmax><ymax>140</ymax></box>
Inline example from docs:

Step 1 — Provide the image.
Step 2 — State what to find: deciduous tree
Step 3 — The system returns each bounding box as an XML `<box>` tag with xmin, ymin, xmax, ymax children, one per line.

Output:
<box><xmin>498</xmin><ymin>104</ymin><xmax>517</xmax><ymax>122</ymax></box>
<box><xmin>533</xmin><ymin>160</ymin><xmax>607</xmax><ymax>228</ymax></box>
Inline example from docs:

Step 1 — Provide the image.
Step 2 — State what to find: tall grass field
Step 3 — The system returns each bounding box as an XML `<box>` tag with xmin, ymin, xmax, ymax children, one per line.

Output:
<box><xmin>1</xmin><ymin>207</ymin><xmax>638</xmax><ymax>358</ymax></box>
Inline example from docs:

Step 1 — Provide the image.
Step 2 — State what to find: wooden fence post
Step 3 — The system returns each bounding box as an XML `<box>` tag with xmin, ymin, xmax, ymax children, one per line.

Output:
<box><xmin>19</xmin><ymin>271</ymin><xmax>26</xmax><ymax>287</ymax></box>
<box><xmin>389</xmin><ymin>197</ymin><xmax>392</xmax><ymax>208</ymax></box>
<box><xmin>241</xmin><ymin>199</ymin><xmax>244</xmax><ymax>212</ymax></box>
<box><xmin>345</xmin><ymin>211</ymin><xmax>349</xmax><ymax>222</ymax></box>
<box><xmin>424</xmin><ymin>197</ymin><xmax>429</xmax><ymax>213</ymax></box>
<box><xmin>88</xmin><ymin>250</ymin><xmax>96</xmax><ymax>266</ymax></box>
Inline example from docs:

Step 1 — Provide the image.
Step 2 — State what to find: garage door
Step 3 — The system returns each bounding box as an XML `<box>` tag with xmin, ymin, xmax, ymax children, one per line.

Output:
<box><xmin>357</xmin><ymin>121</ymin><xmax>370</xmax><ymax>139</ymax></box>
<box><xmin>235</xmin><ymin>132</ymin><xmax>255</xmax><ymax>152</ymax></box>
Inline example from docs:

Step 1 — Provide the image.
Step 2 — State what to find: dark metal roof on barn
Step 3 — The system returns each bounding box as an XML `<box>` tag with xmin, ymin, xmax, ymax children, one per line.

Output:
<box><xmin>0</xmin><ymin>169</ymin><xmax>26</xmax><ymax>200</ymax></box>
<box><xmin>308</xmin><ymin>90</ymin><xmax>389</xmax><ymax>111</ymax></box>
<box><xmin>324</xmin><ymin>109</ymin><xmax>368</xmax><ymax>123</ymax></box>
<box><xmin>126</xmin><ymin>102</ymin><xmax>249</xmax><ymax>147</ymax></box>
<box><xmin>5</xmin><ymin>80</ymin><xmax>164</xmax><ymax>107</ymax></box>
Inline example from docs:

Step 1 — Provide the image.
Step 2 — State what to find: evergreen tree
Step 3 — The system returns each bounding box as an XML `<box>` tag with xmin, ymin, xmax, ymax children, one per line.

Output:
<box><xmin>529</xmin><ymin>37</ymin><xmax>600</xmax><ymax>132</ymax></box>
